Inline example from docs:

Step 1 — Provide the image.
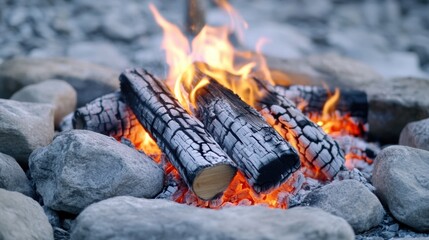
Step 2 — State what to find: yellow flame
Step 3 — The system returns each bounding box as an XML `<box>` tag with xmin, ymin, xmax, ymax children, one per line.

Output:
<box><xmin>322</xmin><ymin>88</ymin><xmax>340</xmax><ymax>117</ymax></box>
<box><xmin>215</xmin><ymin>0</ymin><xmax>248</xmax><ymax>43</ymax></box>
<box><xmin>149</xmin><ymin>2</ymin><xmax>271</xmax><ymax>112</ymax></box>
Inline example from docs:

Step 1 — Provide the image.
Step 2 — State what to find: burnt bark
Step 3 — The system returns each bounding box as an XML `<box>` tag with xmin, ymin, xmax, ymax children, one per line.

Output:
<box><xmin>195</xmin><ymin>80</ymin><xmax>301</xmax><ymax>193</ymax></box>
<box><xmin>275</xmin><ymin>85</ymin><xmax>368</xmax><ymax>121</ymax></box>
<box><xmin>72</xmin><ymin>92</ymin><xmax>140</xmax><ymax>139</ymax></box>
<box><xmin>256</xmin><ymin>79</ymin><xmax>345</xmax><ymax>179</ymax></box>
<box><xmin>119</xmin><ymin>68</ymin><xmax>237</xmax><ymax>200</ymax></box>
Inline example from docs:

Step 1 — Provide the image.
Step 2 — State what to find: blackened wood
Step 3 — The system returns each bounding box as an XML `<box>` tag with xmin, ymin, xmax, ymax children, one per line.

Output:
<box><xmin>275</xmin><ymin>85</ymin><xmax>368</xmax><ymax>121</ymax></box>
<box><xmin>120</xmin><ymin>68</ymin><xmax>237</xmax><ymax>200</ymax></box>
<box><xmin>195</xmin><ymin>80</ymin><xmax>301</xmax><ymax>193</ymax></box>
<box><xmin>72</xmin><ymin>92</ymin><xmax>140</xmax><ymax>140</ymax></box>
<box><xmin>256</xmin><ymin>79</ymin><xmax>345</xmax><ymax>179</ymax></box>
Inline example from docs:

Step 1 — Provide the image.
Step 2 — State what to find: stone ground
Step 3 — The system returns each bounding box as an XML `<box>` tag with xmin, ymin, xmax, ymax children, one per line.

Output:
<box><xmin>1</xmin><ymin>0</ymin><xmax>429</xmax><ymax>79</ymax></box>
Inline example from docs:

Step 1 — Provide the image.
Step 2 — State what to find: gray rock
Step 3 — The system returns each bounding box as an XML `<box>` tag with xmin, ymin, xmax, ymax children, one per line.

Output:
<box><xmin>11</xmin><ymin>80</ymin><xmax>77</xmax><ymax>128</ymax></box>
<box><xmin>0</xmin><ymin>99</ymin><xmax>54</xmax><ymax>166</ymax></box>
<box><xmin>0</xmin><ymin>152</ymin><xmax>34</xmax><ymax>197</ymax></box>
<box><xmin>303</xmin><ymin>180</ymin><xmax>385</xmax><ymax>233</ymax></box>
<box><xmin>71</xmin><ymin>197</ymin><xmax>354</xmax><ymax>240</ymax></box>
<box><xmin>29</xmin><ymin>130</ymin><xmax>164</xmax><ymax>214</ymax></box>
<box><xmin>0</xmin><ymin>188</ymin><xmax>53</xmax><ymax>240</ymax></box>
<box><xmin>366</xmin><ymin>77</ymin><xmax>429</xmax><ymax>143</ymax></box>
<box><xmin>0</xmin><ymin>57</ymin><xmax>119</xmax><ymax>106</ymax></box>
<box><xmin>399</xmin><ymin>118</ymin><xmax>429</xmax><ymax>151</ymax></box>
<box><xmin>265</xmin><ymin>53</ymin><xmax>384</xmax><ymax>88</ymax></box>
<box><xmin>372</xmin><ymin>146</ymin><xmax>429</xmax><ymax>231</ymax></box>
<box><xmin>67</xmin><ymin>41</ymin><xmax>130</xmax><ymax>70</ymax></box>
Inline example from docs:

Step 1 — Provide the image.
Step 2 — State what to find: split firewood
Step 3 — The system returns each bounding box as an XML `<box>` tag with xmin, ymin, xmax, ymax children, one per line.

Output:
<box><xmin>119</xmin><ymin>68</ymin><xmax>237</xmax><ymax>200</ymax></box>
<box><xmin>255</xmin><ymin>79</ymin><xmax>346</xmax><ymax>179</ymax></box>
<box><xmin>194</xmin><ymin>80</ymin><xmax>301</xmax><ymax>193</ymax></box>
<box><xmin>275</xmin><ymin>85</ymin><xmax>368</xmax><ymax>121</ymax></box>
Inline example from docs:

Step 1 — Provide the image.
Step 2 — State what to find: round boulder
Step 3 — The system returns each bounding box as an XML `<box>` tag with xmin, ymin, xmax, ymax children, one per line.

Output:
<box><xmin>0</xmin><ymin>188</ymin><xmax>53</xmax><ymax>240</ymax></box>
<box><xmin>303</xmin><ymin>179</ymin><xmax>385</xmax><ymax>233</ymax></box>
<box><xmin>11</xmin><ymin>80</ymin><xmax>77</xmax><ymax>128</ymax></box>
<box><xmin>71</xmin><ymin>196</ymin><xmax>355</xmax><ymax>240</ymax></box>
<box><xmin>0</xmin><ymin>152</ymin><xmax>34</xmax><ymax>197</ymax></box>
<box><xmin>372</xmin><ymin>146</ymin><xmax>429</xmax><ymax>231</ymax></box>
<box><xmin>29</xmin><ymin>130</ymin><xmax>164</xmax><ymax>214</ymax></box>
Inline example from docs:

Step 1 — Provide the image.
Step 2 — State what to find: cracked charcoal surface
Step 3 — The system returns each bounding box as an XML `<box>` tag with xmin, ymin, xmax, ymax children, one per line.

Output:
<box><xmin>275</xmin><ymin>85</ymin><xmax>368</xmax><ymax>122</ymax></box>
<box><xmin>119</xmin><ymin>68</ymin><xmax>236</xmax><ymax>196</ymax></box>
<box><xmin>257</xmin><ymin>80</ymin><xmax>345</xmax><ymax>179</ymax></box>
<box><xmin>195</xmin><ymin>80</ymin><xmax>300</xmax><ymax>193</ymax></box>
<box><xmin>72</xmin><ymin>91</ymin><xmax>140</xmax><ymax>140</ymax></box>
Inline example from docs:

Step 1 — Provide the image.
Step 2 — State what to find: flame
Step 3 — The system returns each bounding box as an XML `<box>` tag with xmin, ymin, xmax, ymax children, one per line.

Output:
<box><xmin>149</xmin><ymin>2</ymin><xmax>269</xmax><ymax>112</ymax></box>
<box><xmin>308</xmin><ymin>88</ymin><xmax>365</xmax><ymax>136</ymax></box>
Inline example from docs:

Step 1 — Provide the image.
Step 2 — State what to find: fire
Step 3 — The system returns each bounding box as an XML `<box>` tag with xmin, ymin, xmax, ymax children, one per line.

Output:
<box><xmin>120</xmin><ymin>2</ymin><xmax>372</xmax><ymax>209</ymax></box>
<box><xmin>310</xmin><ymin>88</ymin><xmax>365</xmax><ymax>137</ymax></box>
<box><xmin>149</xmin><ymin>2</ymin><xmax>267</xmax><ymax>112</ymax></box>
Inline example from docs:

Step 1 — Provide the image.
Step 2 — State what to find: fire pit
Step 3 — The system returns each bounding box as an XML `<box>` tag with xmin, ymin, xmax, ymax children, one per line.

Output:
<box><xmin>0</xmin><ymin>1</ymin><xmax>429</xmax><ymax>240</ymax></box>
<box><xmin>69</xmin><ymin>3</ymin><xmax>372</xmax><ymax>209</ymax></box>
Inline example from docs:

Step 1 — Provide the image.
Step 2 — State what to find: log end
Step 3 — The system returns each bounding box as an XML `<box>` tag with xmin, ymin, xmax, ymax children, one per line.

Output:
<box><xmin>192</xmin><ymin>164</ymin><xmax>236</xmax><ymax>200</ymax></box>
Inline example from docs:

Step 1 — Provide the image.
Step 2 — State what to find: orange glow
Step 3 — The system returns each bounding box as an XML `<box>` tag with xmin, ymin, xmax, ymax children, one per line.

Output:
<box><xmin>162</xmin><ymin>160</ymin><xmax>300</xmax><ymax>209</ymax></box>
<box><xmin>308</xmin><ymin>88</ymin><xmax>365</xmax><ymax>136</ymax></box>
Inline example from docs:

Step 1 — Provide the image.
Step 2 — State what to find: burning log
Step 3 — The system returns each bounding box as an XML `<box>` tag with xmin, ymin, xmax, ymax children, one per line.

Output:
<box><xmin>72</xmin><ymin>92</ymin><xmax>137</xmax><ymax>138</ymax></box>
<box><xmin>194</xmin><ymin>80</ymin><xmax>301</xmax><ymax>193</ymax></box>
<box><xmin>119</xmin><ymin>68</ymin><xmax>237</xmax><ymax>200</ymax></box>
<box><xmin>255</xmin><ymin>80</ymin><xmax>346</xmax><ymax>179</ymax></box>
<box><xmin>275</xmin><ymin>85</ymin><xmax>368</xmax><ymax>121</ymax></box>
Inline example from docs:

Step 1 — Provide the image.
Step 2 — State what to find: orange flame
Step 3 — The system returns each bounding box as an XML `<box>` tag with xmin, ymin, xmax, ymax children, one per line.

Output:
<box><xmin>149</xmin><ymin>2</ymin><xmax>269</xmax><ymax>112</ymax></box>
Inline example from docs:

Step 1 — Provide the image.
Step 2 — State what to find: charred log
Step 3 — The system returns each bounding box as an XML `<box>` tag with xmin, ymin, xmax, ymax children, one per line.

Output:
<box><xmin>72</xmin><ymin>92</ymin><xmax>138</xmax><ymax>138</ymax></box>
<box><xmin>195</xmin><ymin>80</ymin><xmax>301</xmax><ymax>193</ymax></box>
<box><xmin>256</xmin><ymin>79</ymin><xmax>345</xmax><ymax>179</ymax></box>
<box><xmin>72</xmin><ymin>92</ymin><xmax>155</xmax><ymax>148</ymax></box>
<box><xmin>119</xmin><ymin>68</ymin><xmax>237</xmax><ymax>200</ymax></box>
<box><xmin>275</xmin><ymin>85</ymin><xmax>368</xmax><ymax>122</ymax></box>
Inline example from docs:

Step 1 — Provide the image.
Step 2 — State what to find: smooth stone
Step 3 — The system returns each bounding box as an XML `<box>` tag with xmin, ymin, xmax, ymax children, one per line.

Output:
<box><xmin>372</xmin><ymin>146</ymin><xmax>429</xmax><ymax>231</ymax></box>
<box><xmin>0</xmin><ymin>57</ymin><xmax>119</xmax><ymax>107</ymax></box>
<box><xmin>29</xmin><ymin>130</ymin><xmax>164</xmax><ymax>214</ymax></box>
<box><xmin>0</xmin><ymin>99</ymin><xmax>54</xmax><ymax>166</ymax></box>
<box><xmin>366</xmin><ymin>77</ymin><xmax>429</xmax><ymax>143</ymax></box>
<box><xmin>399</xmin><ymin>118</ymin><xmax>429</xmax><ymax>151</ymax></box>
<box><xmin>67</xmin><ymin>41</ymin><xmax>130</xmax><ymax>70</ymax></box>
<box><xmin>71</xmin><ymin>197</ymin><xmax>355</xmax><ymax>240</ymax></box>
<box><xmin>0</xmin><ymin>188</ymin><xmax>53</xmax><ymax>240</ymax></box>
<box><xmin>0</xmin><ymin>152</ymin><xmax>34</xmax><ymax>197</ymax></box>
<box><xmin>303</xmin><ymin>180</ymin><xmax>385</xmax><ymax>233</ymax></box>
<box><xmin>11</xmin><ymin>80</ymin><xmax>77</xmax><ymax>128</ymax></box>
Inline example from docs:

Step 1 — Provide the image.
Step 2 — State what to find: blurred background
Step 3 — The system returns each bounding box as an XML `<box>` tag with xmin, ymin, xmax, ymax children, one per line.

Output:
<box><xmin>1</xmin><ymin>0</ymin><xmax>428</xmax><ymax>79</ymax></box>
